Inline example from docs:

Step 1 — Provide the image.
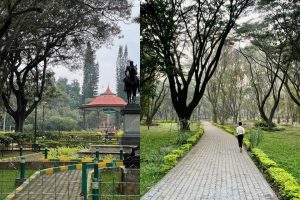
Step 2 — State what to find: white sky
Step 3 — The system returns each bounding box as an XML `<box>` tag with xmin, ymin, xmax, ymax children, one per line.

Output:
<box><xmin>52</xmin><ymin>0</ymin><xmax>140</xmax><ymax>94</ymax></box>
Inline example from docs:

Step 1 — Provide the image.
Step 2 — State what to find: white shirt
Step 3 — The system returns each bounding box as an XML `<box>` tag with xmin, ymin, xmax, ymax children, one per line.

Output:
<box><xmin>236</xmin><ymin>126</ymin><xmax>245</xmax><ymax>135</ymax></box>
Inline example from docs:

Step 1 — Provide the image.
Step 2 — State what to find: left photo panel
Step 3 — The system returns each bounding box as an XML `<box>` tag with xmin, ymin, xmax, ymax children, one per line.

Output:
<box><xmin>0</xmin><ymin>0</ymin><xmax>140</xmax><ymax>199</ymax></box>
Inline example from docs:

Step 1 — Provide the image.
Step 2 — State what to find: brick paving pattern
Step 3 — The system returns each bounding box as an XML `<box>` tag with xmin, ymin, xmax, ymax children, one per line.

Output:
<box><xmin>14</xmin><ymin>170</ymin><xmax>82</xmax><ymax>200</ymax></box>
<box><xmin>142</xmin><ymin>121</ymin><xmax>278</xmax><ymax>200</ymax></box>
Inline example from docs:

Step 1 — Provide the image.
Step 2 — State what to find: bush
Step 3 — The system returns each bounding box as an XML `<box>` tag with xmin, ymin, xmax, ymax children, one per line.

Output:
<box><xmin>39</xmin><ymin>140</ymin><xmax>62</xmax><ymax>148</ymax></box>
<box><xmin>161</xmin><ymin>126</ymin><xmax>204</xmax><ymax>172</ymax></box>
<box><xmin>180</xmin><ymin>143</ymin><xmax>192</xmax><ymax>152</ymax></box>
<box><xmin>267</xmin><ymin>167</ymin><xmax>300</xmax><ymax>200</ymax></box>
<box><xmin>171</xmin><ymin>149</ymin><xmax>184</xmax><ymax>157</ymax></box>
<box><xmin>48</xmin><ymin>147</ymin><xmax>85</xmax><ymax>159</ymax></box>
<box><xmin>243</xmin><ymin>139</ymin><xmax>251</xmax><ymax>150</ymax></box>
<box><xmin>0</xmin><ymin>135</ymin><xmax>13</xmax><ymax>147</ymax></box>
<box><xmin>45</xmin><ymin>116</ymin><xmax>78</xmax><ymax>131</ymax></box>
<box><xmin>5</xmin><ymin>132</ymin><xmax>33</xmax><ymax>146</ymax></box>
<box><xmin>176</xmin><ymin>132</ymin><xmax>191</xmax><ymax>145</ymax></box>
<box><xmin>162</xmin><ymin>154</ymin><xmax>179</xmax><ymax>172</ymax></box>
<box><xmin>254</xmin><ymin>120</ymin><xmax>276</xmax><ymax>128</ymax></box>
<box><xmin>252</xmin><ymin>148</ymin><xmax>277</xmax><ymax>170</ymax></box>
<box><xmin>249</xmin><ymin>129</ymin><xmax>264</xmax><ymax>148</ymax></box>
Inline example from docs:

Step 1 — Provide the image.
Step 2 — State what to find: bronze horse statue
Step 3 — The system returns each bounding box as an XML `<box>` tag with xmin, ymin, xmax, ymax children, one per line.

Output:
<box><xmin>124</xmin><ymin>61</ymin><xmax>139</xmax><ymax>104</ymax></box>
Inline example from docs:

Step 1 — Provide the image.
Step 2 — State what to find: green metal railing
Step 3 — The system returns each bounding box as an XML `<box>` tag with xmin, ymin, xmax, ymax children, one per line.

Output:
<box><xmin>0</xmin><ymin>149</ymin><xmax>140</xmax><ymax>200</ymax></box>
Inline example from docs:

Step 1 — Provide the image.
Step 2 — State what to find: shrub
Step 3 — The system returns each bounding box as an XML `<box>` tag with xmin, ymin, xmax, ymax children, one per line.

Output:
<box><xmin>252</xmin><ymin>148</ymin><xmax>277</xmax><ymax>170</ymax></box>
<box><xmin>39</xmin><ymin>140</ymin><xmax>62</xmax><ymax>148</ymax></box>
<box><xmin>249</xmin><ymin>129</ymin><xmax>264</xmax><ymax>148</ymax></box>
<box><xmin>243</xmin><ymin>139</ymin><xmax>251</xmax><ymax>150</ymax></box>
<box><xmin>267</xmin><ymin>167</ymin><xmax>300</xmax><ymax>200</ymax></box>
<box><xmin>48</xmin><ymin>147</ymin><xmax>85</xmax><ymax>159</ymax></box>
<box><xmin>162</xmin><ymin>154</ymin><xmax>179</xmax><ymax>172</ymax></box>
<box><xmin>180</xmin><ymin>143</ymin><xmax>192</xmax><ymax>152</ymax></box>
<box><xmin>254</xmin><ymin>120</ymin><xmax>276</xmax><ymax>128</ymax></box>
<box><xmin>161</xmin><ymin>126</ymin><xmax>204</xmax><ymax>172</ymax></box>
<box><xmin>187</xmin><ymin>135</ymin><xmax>198</xmax><ymax>145</ymax></box>
<box><xmin>0</xmin><ymin>135</ymin><xmax>13</xmax><ymax>147</ymax></box>
<box><xmin>176</xmin><ymin>132</ymin><xmax>191</xmax><ymax>145</ymax></box>
<box><xmin>171</xmin><ymin>149</ymin><xmax>184</xmax><ymax>157</ymax></box>
<box><xmin>5</xmin><ymin>132</ymin><xmax>32</xmax><ymax>146</ymax></box>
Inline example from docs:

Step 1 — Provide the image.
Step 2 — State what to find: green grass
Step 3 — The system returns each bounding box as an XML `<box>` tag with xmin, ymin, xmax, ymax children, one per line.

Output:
<box><xmin>0</xmin><ymin>169</ymin><xmax>36</xmax><ymax>199</ymax></box>
<box><xmin>257</xmin><ymin>127</ymin><xmax>300</xmax><ymax>183</ymax></box>
<box><xmin>140</xmin><ymin>122</ymin><xmax>197</xmax><ymax>195</ymax></box>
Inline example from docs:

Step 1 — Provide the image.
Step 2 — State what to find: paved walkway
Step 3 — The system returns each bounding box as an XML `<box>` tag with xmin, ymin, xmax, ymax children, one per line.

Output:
<box><xmin>14</xmin><ymin>170</ymin><xmax>82</xmax><ymax>200</ymax></box>
<box><xmin>142</xmin><ymin>121</ymin><xmax>278</xmax><ymax>200</ymax></box>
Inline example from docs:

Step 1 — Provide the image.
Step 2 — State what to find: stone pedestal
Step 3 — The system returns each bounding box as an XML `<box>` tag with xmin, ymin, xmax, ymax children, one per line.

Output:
<box><xmin>119</xmin><ymin>169</ymin><xmax>140</xmax><ymax>195</ymax></box>
<box><xmin>120</xmin><ymin>104</ymin><xmax>140</xmax><ymax>146</ymax></box>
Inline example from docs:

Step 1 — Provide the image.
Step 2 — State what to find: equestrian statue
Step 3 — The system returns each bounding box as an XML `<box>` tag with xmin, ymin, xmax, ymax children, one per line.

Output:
<box><xmin>123</xmin><ymin>60</ymin><xmax>140</xmax><ymax>104</ymax></box>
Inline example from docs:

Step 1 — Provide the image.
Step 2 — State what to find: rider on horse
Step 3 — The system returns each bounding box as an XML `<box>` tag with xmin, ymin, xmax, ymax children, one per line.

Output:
<box><xmin>123</xmin><ymin>60</ymin><xmax>139</xmax><ymax>104</ymax></box>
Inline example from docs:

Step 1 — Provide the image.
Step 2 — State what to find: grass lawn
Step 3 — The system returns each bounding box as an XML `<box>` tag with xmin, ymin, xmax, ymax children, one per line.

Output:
<box><xmin>256</xmin><ymin>127</ymin><xmax>300</xmax><ymax>183</ymax></box>
<box><xmin>0</xmin><ymin>169</ymin><xmax>36</xmax><ymax>199</ymax></box>
<box><xmin>140</xmin><ymin>122</ymin><xmax>197</xmax><ymax>196</ymax></box>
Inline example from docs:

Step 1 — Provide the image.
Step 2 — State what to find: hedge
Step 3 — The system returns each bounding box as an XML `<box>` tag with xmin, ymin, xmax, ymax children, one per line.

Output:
<box><xmin>251</xmin><ymin>148</ymin><xmax>277</xmax><ymax>170</ymax></box>
<box><xmin>251</xmin><ymin>148</ymin><xmax>300</xmax><ymax>200</ymax></box>
<box><xmin>162</xmin><ymin>126</ymin><xmax>204</xmax><ymax>172</ymax></box>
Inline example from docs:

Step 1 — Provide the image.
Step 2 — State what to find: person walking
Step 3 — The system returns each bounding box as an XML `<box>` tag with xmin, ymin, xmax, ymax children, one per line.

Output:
<box><xmin>236</xmin><ymin>122</ymin><xmax>245</xmax><ymax>153</ymax></box>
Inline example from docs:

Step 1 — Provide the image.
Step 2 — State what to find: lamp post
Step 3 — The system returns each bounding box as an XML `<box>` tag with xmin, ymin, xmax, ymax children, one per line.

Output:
<box><xmin>34</xmin><ymin>96</ymin><xmax>39</xmax><ymax>152</ymax></box>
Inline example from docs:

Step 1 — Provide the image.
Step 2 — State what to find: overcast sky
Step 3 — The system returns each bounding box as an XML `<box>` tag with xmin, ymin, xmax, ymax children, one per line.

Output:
<box><xmin>52</xmin><ymin>0</ymin><xmax>140</xmax><ymax>94</ymax></box>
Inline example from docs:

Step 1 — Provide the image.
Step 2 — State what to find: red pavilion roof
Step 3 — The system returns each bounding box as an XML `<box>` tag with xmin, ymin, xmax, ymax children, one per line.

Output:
<box><xmin>81</xmin><ymin>87</ymin><xmax>126</xmax><ymax>108</ymax></box>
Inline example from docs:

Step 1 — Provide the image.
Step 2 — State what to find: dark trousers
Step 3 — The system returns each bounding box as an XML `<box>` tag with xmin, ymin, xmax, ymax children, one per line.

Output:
<box><xmin>237</xmin><ymin>134</ymin><xmax>244</xmax><ymax>148</ymax></box>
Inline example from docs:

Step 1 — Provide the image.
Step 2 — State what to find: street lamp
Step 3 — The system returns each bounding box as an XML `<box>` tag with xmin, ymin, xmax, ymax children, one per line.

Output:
<box><xmin>33</xmin><ymin>96</ymin><xmax>39</xmax><ymax>152</ymax></box>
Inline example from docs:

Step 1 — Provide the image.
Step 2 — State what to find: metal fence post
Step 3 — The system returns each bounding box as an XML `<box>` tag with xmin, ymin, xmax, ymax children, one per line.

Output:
<box><xmin>19</xmin><ymin>146</ymin><xmax>23</xmax><ymax>157</ymax></box>
<box><xmin>92</xmin><ymin>178</ymin><xmax>99</xmax><ymax>200</ymax></box>
<box><xmin>94</xmin><ymin>159</ymin><xmax>99</xmax><ymax>180</ymax></box>
<box><xmin>95</xmin><ymin>150</ymin><xmax>99</xmax><ymax>161</ymax></box>
<box><xmin>20</xmin><ymin>156</ymin><xmax>25</xmax><ymax>179</ymax></box>
<box><xmin>82</xmin><ymin>162</ymin><xmax>87</xmax><ymax>200</ymax></box>
<box><xmin>44</xmin><ymin>147</ymin><xmax>48</xmax><ymax>159</ymax></box>
<box><xmin>120</xmin><ymin>149</ymin><xmax>124</xmax><ymax>160</ymax></box>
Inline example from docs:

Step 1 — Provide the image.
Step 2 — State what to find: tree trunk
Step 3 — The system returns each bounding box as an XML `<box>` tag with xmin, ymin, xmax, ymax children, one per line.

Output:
<box><xmin>233</xmin><ymin>113</ymin><xmax>238</xmax><ymax>124</ymax></box>
<box><xmin>180</xmin><ymin>118</ymin><xmax>190</xmax><ymax>131</ymax></box>
<box><xmin>212</xmin><ymin>108</ymin><xmax>218</xmax><ymax>123</ymax></box>
<box><xmin>14</xmin><ymin>114</ymin><xmax>25</xmax><ymax>132</ymax></box>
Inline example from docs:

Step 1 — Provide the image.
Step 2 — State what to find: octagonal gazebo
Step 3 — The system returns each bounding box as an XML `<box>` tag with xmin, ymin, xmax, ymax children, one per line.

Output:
<box><xmin>80</xmin><ymin>87</ymin><xmax>126</xmax><ymax>130</ymax></box>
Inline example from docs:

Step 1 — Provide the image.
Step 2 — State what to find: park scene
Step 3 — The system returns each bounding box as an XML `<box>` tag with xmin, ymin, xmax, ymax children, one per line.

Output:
<box><xmin>141</xmin><ymin>0</ymin><xmax>300</xmax><ymax>200</ymax></box>
<box><xmin>0</xmin><ymin>0</ymin><xmax>140</xmax><ymax>199</ymax></box>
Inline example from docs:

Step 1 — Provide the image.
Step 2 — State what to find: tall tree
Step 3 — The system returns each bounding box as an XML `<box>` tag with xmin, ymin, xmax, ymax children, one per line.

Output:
<box><xmin>116</xmin><ymin>46</ymin><xmax>124</xmax><ymax>99</ymax></box>
<box><xmin>145</xmin><ymin>78</ymin><xmax>168</xmax><ymax>126</ymax></box>
<box><xmin>142</xmin><ymin>0</ymin><xmax>253</xmax><ymax>130</ymax></box>
<box><xmin>1</xmin><ymin>0</ymin><xmax>132</xmax><ymax>132</ymax></box>
<box><xmin>0</xmin><ymin>0</ymin><xmax>43</xmax><ymax>106</ymax></box>
<box><xmin>116</xmin><ymin>45</ymin><xmax>128</xmax><ymax>101</ymax></box>
<box><xmin>82</xmin><ymin>42</ymin><xmax>99</xmax><ymax>103</ymax></box>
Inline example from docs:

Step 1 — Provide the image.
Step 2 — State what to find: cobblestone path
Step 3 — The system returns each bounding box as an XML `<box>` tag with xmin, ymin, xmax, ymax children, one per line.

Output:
<box><xmin>14</xmin><ymin>170</ymin><xmax>82</xmax><ymax>200</ymax></box>
<box><xmin>142</xmin><ymin>121</ymin><xmax>278</xmax><ymax>200</ymax></box>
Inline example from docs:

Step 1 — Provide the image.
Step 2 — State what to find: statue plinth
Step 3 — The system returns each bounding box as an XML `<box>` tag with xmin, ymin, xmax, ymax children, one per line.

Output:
<box><xmin>120</xmin><ymin>104</ymin><xmax>140</xmax><ymax>146</ymax></box>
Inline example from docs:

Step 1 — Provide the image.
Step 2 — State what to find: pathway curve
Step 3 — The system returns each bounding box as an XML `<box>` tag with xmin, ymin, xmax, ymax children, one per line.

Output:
<box><xmin>142</xmin><ymin>121</ymin><xmax>278</xmax><ymax>200</ymax></box>
<box><xmin>14</xmin><ymin>170</ymin><xmax>82</xmax><ymax>200</ymax></box>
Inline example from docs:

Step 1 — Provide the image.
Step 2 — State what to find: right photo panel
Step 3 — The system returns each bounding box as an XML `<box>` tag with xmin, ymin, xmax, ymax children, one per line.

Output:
<box><xmin>140</xmin><ymin>0</ymin><xmax>300</xmax><ymax>200</ymax></box>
